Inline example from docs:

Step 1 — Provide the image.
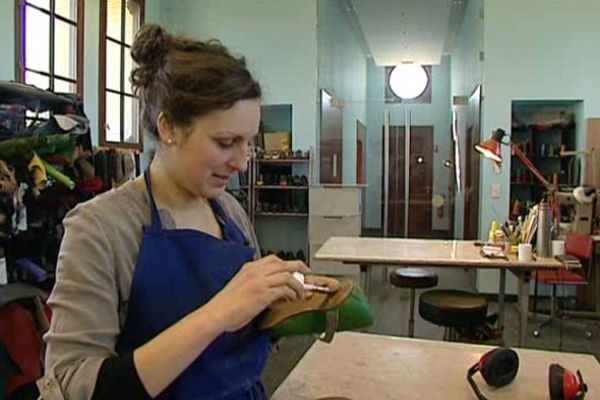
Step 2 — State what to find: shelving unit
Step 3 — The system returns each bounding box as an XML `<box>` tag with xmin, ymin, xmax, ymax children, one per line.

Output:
<box><xmin>251</xmin><ymin>152</ymin><xmax>312</xmax><ymax>260</ymax></box>
<box><xmin>229</xmin><ymin>103</ymin><xmax>316</xmax><ymax>261</ymax></box>
<box><xmin>226</xmin><ymin>161</ymin><xmax>253</xmax><ymax>216</ymax></box>
<box><xmin>509</xmin><ymin>101</ymin><xmax>579</xmax><ymax>220</ymax></box>
<box><xmin>253</xmin><ymin>156</ymin><xmax>310</xmax><ymax>212</ymax></box>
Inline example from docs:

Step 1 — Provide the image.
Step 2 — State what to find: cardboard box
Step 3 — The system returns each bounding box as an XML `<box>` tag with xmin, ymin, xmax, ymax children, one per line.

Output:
<box><xmin>263</xmin><ymin>131</ymin><xmax>290</xmax><ymax>152</ymax></box>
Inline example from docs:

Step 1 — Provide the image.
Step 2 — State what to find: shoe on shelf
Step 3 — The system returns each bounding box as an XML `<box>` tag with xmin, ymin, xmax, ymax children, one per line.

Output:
<box><xmin>299</xmin><ymin>175</ymin><xmax>309</xmax><ymax>186</ymax></box>
<box><xmin>279</xmin><ymin>174</ymin><xmax>288</xmax><ymax>186</ymax></box>
<box><xmin>263</xmin><ymin>172</ymin><xmax>273</xmax><ymax>185</ymax></box>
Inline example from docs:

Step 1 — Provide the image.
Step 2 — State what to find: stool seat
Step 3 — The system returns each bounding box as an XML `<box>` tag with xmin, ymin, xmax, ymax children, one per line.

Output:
<box><xmin>389</xmin><ymin>268</ymin><xmax>438</xmax><ymax>289</ymax></box>
<box><xmin>389</xmin><ymin>268</ymin><xmax>439</xmax><ymax>337</ymax></box>
<box><xmin>419</xmin><ymin>289</ymin><xmax>488</xmax><ymax>328</ymax></box>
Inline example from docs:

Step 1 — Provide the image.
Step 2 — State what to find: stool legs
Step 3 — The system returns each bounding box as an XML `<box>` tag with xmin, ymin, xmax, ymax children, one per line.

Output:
<box><xmin>408</xmin><ymin>288</ymin><xmax>416</xmax><ymax>337</ymax></box>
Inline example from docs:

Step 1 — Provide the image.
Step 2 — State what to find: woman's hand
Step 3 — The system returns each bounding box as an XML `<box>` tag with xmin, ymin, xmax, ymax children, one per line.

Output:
<box><xmin>204</xmin><ymin>254</ymin><xmax>310</xmax><ymax>332</ymax></box>
<box><xmin>305</xmin><ymin>275</ymin><xmax>340</xmax><ymax>292</ymax></box>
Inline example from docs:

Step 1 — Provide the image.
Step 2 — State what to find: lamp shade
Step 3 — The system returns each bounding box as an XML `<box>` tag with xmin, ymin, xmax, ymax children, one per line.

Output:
<box><xmin>474</xmin><ymin>129</ymin><xmax>506</xmax><ymax>163</ymax></box>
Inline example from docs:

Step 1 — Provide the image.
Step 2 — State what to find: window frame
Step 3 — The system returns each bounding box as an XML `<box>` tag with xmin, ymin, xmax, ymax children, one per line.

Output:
<box><xmin>384</xmin><ymin>65</ymin><xmax>432</xmax><ymax>104</ymax></box>
<box><xmin>14</xmin><ymin>0</ymin><xmax>85</xmax><ymax>98</ymax></box>
<box><xmin>98</xmin><ymin>0</ymin><xmax>145</xmax><ymax>150</ymax></box>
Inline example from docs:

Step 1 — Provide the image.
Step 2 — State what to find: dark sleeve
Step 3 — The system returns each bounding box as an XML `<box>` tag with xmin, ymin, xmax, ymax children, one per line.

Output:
<box><xmin>92</xmin><ymin>352</ymin><xmax>151</xmax><ymax>400</ymax></box>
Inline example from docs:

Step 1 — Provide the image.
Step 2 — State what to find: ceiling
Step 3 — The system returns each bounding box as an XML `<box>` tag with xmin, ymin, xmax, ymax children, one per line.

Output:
<box><xmin>349</xmin><ymin>0</ymin><xmax>467</xmax><ymax>66</ymax></box>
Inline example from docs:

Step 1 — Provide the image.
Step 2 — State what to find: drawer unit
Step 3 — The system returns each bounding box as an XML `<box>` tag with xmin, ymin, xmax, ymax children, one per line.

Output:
<box><xmin>308</xmin><ymin>215</ymin><xmax>361</xmax><ymax>245</ymax></box>
<box><xmin>309</xmin><ymin>187</ymin><xmax>361</xmax><ymax>216</ymax></box>
<box><xmin>309</xmin><ymin>186</ymin><xmax>362</xmax><ymax>278</ymax></box>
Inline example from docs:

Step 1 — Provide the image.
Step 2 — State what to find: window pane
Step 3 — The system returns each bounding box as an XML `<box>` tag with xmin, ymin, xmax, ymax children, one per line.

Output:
<box><xmin>124</xmin><ymin>48</ymin><xmax>133</xmax><ymax>94</ymax></box>
<box><xmin>25</xmin><ymin>5</ymin><xmax>50</xmax><ymax>72</ymax></box>
<box><xmin>54</xmin><ymin>19</ymin><xmax>77</xmax><ymax>80</ymax></box>
<box><xmin>105</xmin><ymin>92</ymin><xmax>121</xmax><ymax>142</ymax></box>
<box><xmin>124</xmin><ymin>96</ymin><xmax>139</xmax><ymax>143</ymax></box>
<box><xmin>55</xmin><ymin>0</ymin><xmax>77</xmax><ymax>21</ymax></box>
<box><xmin>25</xmin><ymin>70</ymin><xmax>50</xmax><ymax>90</ymax></box>
<box><xmin>26</xmin><ymin>110</ymin><xmax>51</xmax><ymax>127</ymax></box>
<box><xmin>106</xmin><ymin>40</ymin><xmax>122</xmax><ymax>91</ymax></box>
<box><xmin>26</xmin><ymin>0</ymin><xmax>50</xmax><ymax>10</ymax></box>
<box><xmin>54</xmin><ymin>78</ymin><xmax>76</xmax><ymax>93</ymax></box>
<box><xmin>124</xmin><ymin>0</ymin><xmax>140</xmax><ymax>45</ymax></box>
<box><xmin>107</xmin><ymin>0</ymin><xmax>122</xmax><ymax>41</ymax></box>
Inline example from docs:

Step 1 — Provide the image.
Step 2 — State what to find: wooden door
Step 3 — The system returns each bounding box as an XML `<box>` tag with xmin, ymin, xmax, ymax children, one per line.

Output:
<box><xmin>356</xmin><ymin>120</ymin><xmax>366</xmax><ymax>184</ymax></box>
<box><xmin>464</xmin><ymin>86</ymin><xmax>481</xmax><ymax>239</ymax></box>
<box><xmin>384</xmin><ymin>126</ymin><xmax>434</xmax><ymax>237</ymax></box>
<box><xmin>320</xmin><ymin>89</ymin><xmax>343</xmax><ymax>183</ymax></box>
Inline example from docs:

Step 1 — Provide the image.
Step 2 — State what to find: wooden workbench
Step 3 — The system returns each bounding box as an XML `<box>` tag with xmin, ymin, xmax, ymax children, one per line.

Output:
<box><xmin>272</xmin><ymin>332</ymin><xmax>600</xmax><ymax>400</ymax></box>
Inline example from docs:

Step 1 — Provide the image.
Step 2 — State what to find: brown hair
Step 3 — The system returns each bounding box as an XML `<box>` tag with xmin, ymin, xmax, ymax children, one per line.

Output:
<box><xmin>130</xmin><ymin>24</ymin><xmax>261</xmax><ymax>140</ymax></box>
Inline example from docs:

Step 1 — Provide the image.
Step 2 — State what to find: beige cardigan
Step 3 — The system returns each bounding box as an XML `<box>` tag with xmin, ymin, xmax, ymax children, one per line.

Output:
<box><xmin>38</xmin><ymin>179</ymin><xmax>260</xmax><ymax>400</ymax></box>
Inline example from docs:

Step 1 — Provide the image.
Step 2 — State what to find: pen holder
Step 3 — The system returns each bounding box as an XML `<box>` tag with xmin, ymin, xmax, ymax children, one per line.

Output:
<box><xmin>518</xmin><ymin>243</ymin><xmax>533</xmax><ymax>262</ymax></box>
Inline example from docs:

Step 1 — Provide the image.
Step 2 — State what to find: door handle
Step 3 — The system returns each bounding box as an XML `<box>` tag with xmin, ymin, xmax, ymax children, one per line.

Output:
<box><xmin>332</xmin><ymin>154</ymin><xmax>338</xmax><ymax>178</ymax></box>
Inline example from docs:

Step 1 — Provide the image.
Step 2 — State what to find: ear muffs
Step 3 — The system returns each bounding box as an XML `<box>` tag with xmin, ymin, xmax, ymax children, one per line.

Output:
<box><xmin>549</xmin><ymin>364</ymin><xmax>588</xmax><ymax>400</ymax></box>
<box><xmin>467</xmin><ymin>348</ymin><xmax>519</xmax><ymax>400</ymax></box>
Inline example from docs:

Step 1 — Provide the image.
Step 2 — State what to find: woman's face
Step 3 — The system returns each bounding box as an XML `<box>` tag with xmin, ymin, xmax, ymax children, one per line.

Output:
<box><xmin>165</xmin><ymin>98</ymin><xmax>260</xmax><ymax>199</ymax></box>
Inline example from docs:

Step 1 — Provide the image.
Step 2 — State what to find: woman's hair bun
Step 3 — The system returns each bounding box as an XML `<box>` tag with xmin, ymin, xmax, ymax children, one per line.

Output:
<box><xmin>131</xmin><ymin>24</ymin><xmax>171</xmax><ymax>66</ymax></box>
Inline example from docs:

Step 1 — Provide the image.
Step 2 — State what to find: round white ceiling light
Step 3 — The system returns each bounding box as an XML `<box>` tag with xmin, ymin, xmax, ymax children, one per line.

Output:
<box><xmin>388</xmin><ymin>64</ymin><xmax>429</xmax><ymax>99</ymax></box>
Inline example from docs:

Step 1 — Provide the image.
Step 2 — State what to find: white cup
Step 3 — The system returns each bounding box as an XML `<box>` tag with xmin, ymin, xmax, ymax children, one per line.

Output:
<box><xmin>518</xmin><ymin>243</ymin><xmax>533</xmax><ymax>262</ymax></box>
<box><xmin>552</xmin><ymin>240</ymin><xmax>565</xmax><ymax>257</ymax></box>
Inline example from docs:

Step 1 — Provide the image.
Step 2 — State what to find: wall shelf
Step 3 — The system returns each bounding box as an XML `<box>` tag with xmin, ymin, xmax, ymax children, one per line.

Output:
<box><xmin>256</xmin><ymin>159</ymin><xmax>310</xmax><ymax>164</ymax></box>
<box><xmin>255</xmin><ymin>212</ymin><xmax>309</xmax><ymax>217</ymax></box>
<box><xmin>254</xmin><ymin>185</ymin><xmax>309</xmax><ymax>190</ymax></box>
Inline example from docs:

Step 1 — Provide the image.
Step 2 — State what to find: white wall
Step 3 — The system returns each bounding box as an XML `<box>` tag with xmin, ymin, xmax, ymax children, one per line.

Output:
<box><xmin>317</xmin><ymin>0</ymin><xmax>368</xmax><ymax>184</ymax></box>
<box><xmin>159</xmin><ymin>0</ymin><xmax>318</xmax><ymax>153</ymax></box>
<box><xmin>365</xmin><ymin>57</ymin><xmax>385</xmax><ymax>229</ymax></box>
<box><xmin>82</xmin><ymin>0</ymin><xmax>100</xmax><ymax>147</ymax></box>
<box><xmin>0</xmin><ymin>1</ymin><xmax>15</xmax><ymax>81</ymax></box>
<box><xmin>450</xmin><ymin>0</ymin><xmax>484</xmax><ymax>238</ymax></box>
<box><xmin>478</xmin><ymin>0</ymin><xmax>600</xmax><ymax>293</ymax></box>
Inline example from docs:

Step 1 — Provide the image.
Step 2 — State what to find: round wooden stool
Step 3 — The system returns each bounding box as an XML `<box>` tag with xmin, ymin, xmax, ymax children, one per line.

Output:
<box><xmin>418</xmin><ymin>289</ymin><xmax>488</xmax><ymax>341</ymax></box>
<box><xmin>389</xmin><ymin>268</ymin><xmax>438</xmax><ymax>337</ymax></box>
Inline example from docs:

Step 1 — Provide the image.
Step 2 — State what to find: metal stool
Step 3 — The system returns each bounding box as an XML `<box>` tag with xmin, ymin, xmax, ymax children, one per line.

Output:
<box><xmin>419</xmin><ymin>289</ymin><xmax>488</xmax><ymax>341</ymax></box>
<box><xmin>389</xmin><ymin>268</ymin><xmax>438</xmax><ymax>337</ymax></box>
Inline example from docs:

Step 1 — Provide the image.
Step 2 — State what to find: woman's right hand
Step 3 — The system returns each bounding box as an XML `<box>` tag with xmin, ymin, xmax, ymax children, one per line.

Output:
<box><xmin>203</xmin><ymin>254</ymin><xmax>310</xmax><ymax>333</ymax></box>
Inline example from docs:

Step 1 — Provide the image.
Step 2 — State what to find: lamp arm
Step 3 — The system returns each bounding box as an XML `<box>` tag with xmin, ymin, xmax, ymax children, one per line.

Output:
<box><xmin>510</xmin><ymin>142</ymin><xmax>552</xmax><ymax>189</ymax></box>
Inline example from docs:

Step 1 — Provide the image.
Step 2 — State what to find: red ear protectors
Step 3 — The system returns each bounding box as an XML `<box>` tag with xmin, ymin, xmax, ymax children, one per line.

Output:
<box><xmin>467</xmin><ymin>348</ymin><xmax>588</xmax><ymax>400</ymax></box>
<box><xmin>467</xmin><ymin>348</ymin><xmax>519</xmax><ymax>400</ymax></box>
<box><xmin>549</xmin><ymin>363</ymin><xmax>588</xmax><ymax>400</ymax></box>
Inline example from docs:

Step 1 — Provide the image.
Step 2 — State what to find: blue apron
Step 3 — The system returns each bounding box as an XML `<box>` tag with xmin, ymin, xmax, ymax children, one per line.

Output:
<box><xmin>116</xmin><ymin>171</ymin><xmax>270</xmax><ymax>399</ymax></box>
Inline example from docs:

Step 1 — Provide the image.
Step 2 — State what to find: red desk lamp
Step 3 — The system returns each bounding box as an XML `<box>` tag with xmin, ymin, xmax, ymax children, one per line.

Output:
<box><xmin>475</xmin><ymin>128</ymin><xmax>553</xmax><ymax>190</ymax></box>
<box><xmin>475</xmin><ymin>128</ymin><xmax>558</xmax><ymax>220</ymax></box>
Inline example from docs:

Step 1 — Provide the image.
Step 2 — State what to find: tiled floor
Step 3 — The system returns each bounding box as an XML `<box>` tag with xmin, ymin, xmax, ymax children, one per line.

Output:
<box><xmin>262</xmin><ymin>266</ymin><xmax>600</xmax><ymax>396</ymax></box>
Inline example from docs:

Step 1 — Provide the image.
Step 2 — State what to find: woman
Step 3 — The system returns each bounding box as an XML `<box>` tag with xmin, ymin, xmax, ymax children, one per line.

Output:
<box><xmin>39</xmin><ymin>24</ymin><xmax>316</xmax><ymax>400</ymax></box>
